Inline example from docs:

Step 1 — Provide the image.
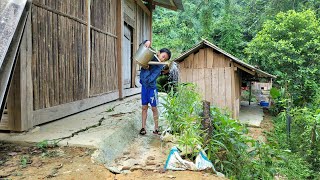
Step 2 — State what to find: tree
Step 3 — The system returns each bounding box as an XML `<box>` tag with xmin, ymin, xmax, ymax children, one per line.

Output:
<box><xmin>245</xmin><ymin>10</ymin><xmax>320</xmax><ymax>105</ymax></box>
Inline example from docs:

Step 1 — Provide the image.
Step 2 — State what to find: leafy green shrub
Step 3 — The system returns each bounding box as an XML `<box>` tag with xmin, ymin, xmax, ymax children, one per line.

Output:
<box><xmin>246</xmin><ymin>10</ymin><xmax>320</xmax><ymax>106</ymax></box>
<box><xmin>272</xmin><ymin>106</ymin><xmax>320</xmax><ymax>178</ymax></box>
<box><xmin>240</xmin><ymin>90</ymin><xmax>256</xmax><ymax>102</ymax></box>
<box><xmin>162</xmin><ymin>83</ymin><xmax>291</xmax><ymax>178</ymax></box>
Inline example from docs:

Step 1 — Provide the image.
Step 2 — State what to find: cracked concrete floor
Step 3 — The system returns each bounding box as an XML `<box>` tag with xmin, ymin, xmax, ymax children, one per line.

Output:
<box><xmin>0</xmin><ymin>94</ymin><xmax>169</xmax><ymax>166</ymax></box>
<box><xmin>0</xmin><ymin>95</ymin><xmax>140</xmax><ymax>146</ymax></box>
<box><xmin>239</xmin><ymin>101</ymin><xmax>264</xmax><ymax>127</ymax></box>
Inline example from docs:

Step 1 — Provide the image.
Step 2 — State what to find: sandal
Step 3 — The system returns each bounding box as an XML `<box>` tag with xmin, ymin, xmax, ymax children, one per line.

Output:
<box><xmin>139</xmin><ymin>128</ymin><xmax>146</xmax><ymax>135</ymax></box>
<box><xmin>153</xmin><ymin>129</ymin><xmax>161</xmax><ymax>135</ymax></box>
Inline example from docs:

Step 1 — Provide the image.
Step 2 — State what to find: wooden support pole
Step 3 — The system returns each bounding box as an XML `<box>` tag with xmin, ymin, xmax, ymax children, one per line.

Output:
<box><xmin>86</xmin><ymin>0</ymin><xmax>91</xmax><ymax>97</ymax></box>
<box><xmin>202</xmin><ymin>100</ymin><xmax>213</xmax><ymax>143</ymax></box>
<box><xmin>249</xmin><ymin>81</ymin><xmax>252</xmax><ymax>105</ymax></box>
<box><xmin>147</xmin><ymin>0</ymin><xmax>152</xmax><ymax>41</ymax></box>
<box><xmin>117</xmin><ymin>0</ymin><xmax>124</xmax><ymax>99</ymax></box>
<box><xmin>20</xmin><ymin>6</ymin><xmax>34</xmax><ymax>130</ymax></box>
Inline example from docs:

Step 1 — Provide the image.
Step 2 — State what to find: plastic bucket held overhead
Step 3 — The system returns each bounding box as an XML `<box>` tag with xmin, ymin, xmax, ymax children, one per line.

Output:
<box><xmin>133</xmin><ymin>44</ymin><xmax>159</xmax><ymax>67</ymax></box>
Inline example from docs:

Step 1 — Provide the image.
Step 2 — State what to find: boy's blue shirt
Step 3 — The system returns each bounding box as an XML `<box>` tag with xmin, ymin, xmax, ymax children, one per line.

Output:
<box><xmin>140</xmin><ymin>57</ymin><xmax>164</xmax><ymax>89</ymax></box>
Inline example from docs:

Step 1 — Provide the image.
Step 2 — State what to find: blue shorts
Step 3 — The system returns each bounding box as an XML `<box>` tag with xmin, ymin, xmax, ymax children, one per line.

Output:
<box><xmin>141</xmin><ymin>86</ymin><xmax>158</xmax><ymax>107</ymax></box>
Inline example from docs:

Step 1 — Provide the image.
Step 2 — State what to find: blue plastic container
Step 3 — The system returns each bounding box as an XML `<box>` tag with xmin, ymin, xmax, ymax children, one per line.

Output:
<box><xmin>260</xmin><ymin>101</ymin><xmax>269</xmax><ymax>107</ymax></box>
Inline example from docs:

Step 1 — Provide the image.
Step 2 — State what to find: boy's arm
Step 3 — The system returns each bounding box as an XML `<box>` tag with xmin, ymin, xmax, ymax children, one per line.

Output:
<box><xmin>145</xmin><ymin>66</ymin><xmax>162</xmax><ymax>84</ymax></box>
<box><xmin>140</xmin><ymin>68</ymin><xmax>150</xmax><ymax>84</ymax></box>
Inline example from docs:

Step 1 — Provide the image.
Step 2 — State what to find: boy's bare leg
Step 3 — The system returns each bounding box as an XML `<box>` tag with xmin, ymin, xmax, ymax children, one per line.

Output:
<box><xmin>142</xmin><ymin>105</ymin><xmax>148</xmax><ymax>129</ymax></box>
<box><xmin>151</xmin><ymin>106</ymin><xmax>159</xmax><ymax>130</ymax></box>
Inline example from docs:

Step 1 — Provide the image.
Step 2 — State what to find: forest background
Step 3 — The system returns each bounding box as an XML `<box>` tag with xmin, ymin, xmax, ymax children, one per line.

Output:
<box><xmin>153</xmin><ymin>0</ymin><xmax>320</xmax><ymax>179</ymax></box>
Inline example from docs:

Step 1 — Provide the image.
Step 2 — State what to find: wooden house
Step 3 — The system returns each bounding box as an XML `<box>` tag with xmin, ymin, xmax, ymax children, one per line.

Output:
<box><xmin>0</xmin><ymin>0</ymin><xmax>183</xmax><ymax>131</ymax></box>
<box><xmin>175</xmin><ymin>40</ymin><xmax>275</xmax><ymax>119</ymax></box>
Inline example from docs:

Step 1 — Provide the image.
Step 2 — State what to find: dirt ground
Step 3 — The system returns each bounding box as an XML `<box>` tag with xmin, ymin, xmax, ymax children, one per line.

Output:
<box><xmin>0</xmin><ymin>141</ymin><xmax>225</xmax><ymax>180</ymax></box>
<box><xmin>247</xmin><ymin>109</ymin><xmax>274</xmax><ymax>142</ymax></box>
<box><xmin>0</xmin><ymin>110</ymin><xmax>273</xmax><ymax>180</ymax></box>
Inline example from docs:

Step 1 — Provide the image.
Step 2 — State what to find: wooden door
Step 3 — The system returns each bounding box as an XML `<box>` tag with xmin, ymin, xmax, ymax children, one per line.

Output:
<box><xmin>122</xmin><ymin>23</ymin><xmax>132</xmax><ymax>89</ymax></box>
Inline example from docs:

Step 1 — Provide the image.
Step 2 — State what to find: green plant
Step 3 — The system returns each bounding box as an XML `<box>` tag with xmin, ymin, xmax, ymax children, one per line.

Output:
<box><xmin>36</xmin><ymin>140</ymin><xmax>49</xmax><ymax>151</ymax></box>
<box><xmin>20</xmin><ymin>155</ymin><xmax>30</xmax><ymax>168</ymax></box>
<box><xmin>246</xmin><ymin>10</ymin><xmax>320</xmax><ymax>106</ymax></box>
<box><xmin>36</xmin><ymin>140</ymin><xmax>58</xmax><ymax>152</ymax></box>
<box><xmin>271</xmin><ymin>105</ymin><xmax>320</xmax><ymax>179</ymax></box>
<box><xmin>162</xmin><ymin>83</ymin><xmax>203</xmax><ymax>156</ymax></box>
<box><xmin>162</xmin><ymin>83</ymin><xmax>286</xmax><ymax>178</ymax></box>
<box><xmin>241</xmin><ymin>90</ymin><xmax>256</xmax><ymax>102</ymax></box>
<box><xmin>269</xmin><ymin>87</ymin><xmax>290</xmax><ymax>116</ymax></box>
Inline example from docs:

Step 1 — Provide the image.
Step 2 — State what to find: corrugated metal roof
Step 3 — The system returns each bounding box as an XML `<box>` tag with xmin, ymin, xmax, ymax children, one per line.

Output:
<box><xmin>152</xmin><ymin>0</ymin><xmax>184</xmax><ymax>11</ymax></box>
<box><xmin>174</xmin><ymin>39</ymin><xmax>276</xmax><ymax>78</ymax></box>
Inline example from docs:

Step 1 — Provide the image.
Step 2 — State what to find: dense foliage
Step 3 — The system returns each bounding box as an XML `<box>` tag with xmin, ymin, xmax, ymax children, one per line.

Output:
<box><xmin>246</xmin><ymin>10</ymin><xmax>320</xmax><ymax>106</ymax></box>
<box><xmin>152</xmin><ymin>0</ymin><xmax>320</xmax><ymax>59</ymax></box>
<box><xmin>154</xmin><ymin>0</ymin><xmax>320</xmax><ymax>178</ymax></box>
<box><xmin>162</xmin><ymin>84</ymin><xmax>316</xmax><ymax>179</ymax></box>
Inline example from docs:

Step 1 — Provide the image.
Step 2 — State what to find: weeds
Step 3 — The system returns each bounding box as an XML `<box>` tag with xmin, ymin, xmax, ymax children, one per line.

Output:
<box><xmin>20</xmin><ymin>155</ymin><xmax>30</xmax><ymax>168</ymax></box>
<box><xmin>162</xmin><ymin>83</ymin><xmax>316</xmax><ymax>179</ymax></box>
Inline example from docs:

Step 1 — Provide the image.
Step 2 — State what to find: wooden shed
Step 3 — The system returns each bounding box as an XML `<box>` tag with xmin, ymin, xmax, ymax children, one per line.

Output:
<box><xmin>175</xmin><ymin>40</ymin><xmax>275</xmax><ymax>119</ymax></box>
<box><xmin>0</xmin><ymin>0</ymin><xmax>183</xmax><ymax>131</ymax></box>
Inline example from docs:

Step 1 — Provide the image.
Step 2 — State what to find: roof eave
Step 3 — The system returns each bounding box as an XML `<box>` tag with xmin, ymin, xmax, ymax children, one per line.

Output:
<box><xmin>174</xmin><ymin>39</ymin><xmax>276</xmax><ymax>79</ymax></box>
<box><xmin>152</xmin><ymin>0</ymin><xmax>184</xmax><ymax>11</ymax></box>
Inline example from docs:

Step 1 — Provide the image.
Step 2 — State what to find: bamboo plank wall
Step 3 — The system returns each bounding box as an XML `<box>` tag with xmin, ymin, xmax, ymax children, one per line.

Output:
<box><xmin>135</xmin><ymin>5</ymin><xmax>151</xmax><ymax>85</ymax></box>
<box><xmin>137</xmin><ymin>6</ymin><xmax>151</xmax><ymax>43</ymax></box>
<box><xmin>31</xmin><ymin>0</ymin><xmax>119</xmax><ymax>109</ymax></box>
<box><xmin>31</xmin><ymin>0</ymin><xmax>88</xmax><ymax>110</ymax></box>
<box><xmin>179</xmin><ymin>48</ymin><xmax>236</xmax><ymax>114</ymax></box>
<box><xmin>90</xmin><ymin>0</ymin><xmax>118</xmax><ymax>96</ymax></box>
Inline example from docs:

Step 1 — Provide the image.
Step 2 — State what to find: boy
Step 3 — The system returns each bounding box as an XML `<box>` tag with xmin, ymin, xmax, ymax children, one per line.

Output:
<box><xmin>139</xmin><ymin>40</ymin><xmax>171</xmax><ymax>135</ymax></box>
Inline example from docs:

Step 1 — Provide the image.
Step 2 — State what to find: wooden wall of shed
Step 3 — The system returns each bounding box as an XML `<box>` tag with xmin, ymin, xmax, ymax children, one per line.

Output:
<box><xmin>31</xmin><ymin>0</ymin><xmax>89</xmax><ymax>110</ymax></box>
<box><xmin>134</xmin><ymin>4</ymin><xmax>151</xmax><ymax>87</ymax></box>
<box><xmin>31</xmin><ymin>0</ymin><xmax>119</xmax><ymax>109</ymax></box>
<box><xmin>123</xmin><ymin>0</ymin><xmax>152</xmax><ymax>88</ymax></box>
<box><xmin>2</xmin><ymin>0</ymin><xmax>152</xmax><ymax>131</ymax></box>
<box><xmin>179</xmin><ymin>47</ymin><xmax>242</xmax><ymax>118</ymax></box>
<box><xmin>90</xmin><ymin>0</ymin><xmax>118</xmax><ymax>96</ymax></box>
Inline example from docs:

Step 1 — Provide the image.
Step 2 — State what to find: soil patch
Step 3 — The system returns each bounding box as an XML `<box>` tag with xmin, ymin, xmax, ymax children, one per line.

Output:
<box><xmin>0</xmin><ymin>141</ymin><xmax>225</xmax><ymax>179</ymax></box>
<box><xmin>247</xmin><ymin>109</ymin><xmax>274</xmax><ymax>142</ymax></box>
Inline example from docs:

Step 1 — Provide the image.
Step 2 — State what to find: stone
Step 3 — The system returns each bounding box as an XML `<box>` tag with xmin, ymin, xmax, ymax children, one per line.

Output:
<box><xmin>0</xmin><ymin>171</ymin><xmax>10</xmax><ymax>178</ymax></box>
<box><xmin>123</xmin><ymin>151</ymin><xmax>130</xmax><ymax>155</ymax></box>
<box><xmin>121</xmin><ymin>166</ymin><xmax>130</xmax><ymax>171</ymax></box>
<box><xmin>167</xmin><ymin>175</ymin><xmax>176</xmax><ymax>179</ymax></box>
<box><xmin>216</xmin><ymin>172</ymin><xmax>225</xmax><ymax>178</ymax></box>
<box><xmin>122</xmin><ymin>170</ymin><xmax>130</xmax><ymax>174</ymax></box>
<box><xmin>7</xmin><ymin>152</ymin><xmax>17</xmax><ymax>156</ymax></box>
<box><xmin>105</xmin><ymin>166</ymin><xmax>121</xmax><ymax>174</ymax></box>
<box><xmin>147</xmin><ymin>156</ymin><xmax>155</xmax><ymax>160</ymax></box>
<box><xmin>30</xmin><ymin>126</ymin><xmax>40</xmax><ymax>133</ymax></box>
<box><xmin>146</xmin><ymin>161</ymin><xmax>156</xmax><ymax>166</ymax></box>
<box><xmin>122</xmin><ymin>159</ymin><xmax>138</xmax><ymax>167</ymax></box>
<box><xmin>130</xmin><ymin>165</ymin><xmax>142</xmax><ymax>171</ymax></box>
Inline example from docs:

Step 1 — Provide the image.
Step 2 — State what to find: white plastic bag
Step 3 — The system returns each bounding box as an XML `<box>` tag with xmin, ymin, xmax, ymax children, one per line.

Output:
<box><xmin>195</xmin><ymin>150</ymin><xmax>214</xmax><ymax>170</ymax></box>
<box><xmin>164</xmin><ymin>146</ymin><xmax>225</xmax><ymax>177</ymax></box>
<box><xmin>164</xmin><ymin>146</ymin><xmax>196</xmax><ymax>170</ymax></box>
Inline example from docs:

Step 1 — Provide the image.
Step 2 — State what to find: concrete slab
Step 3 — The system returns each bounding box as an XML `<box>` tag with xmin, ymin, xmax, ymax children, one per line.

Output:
<box><xmin>0</xmin><ymin>94</ymin><xmax>168</xmax><ymax>165</ymax></box>
<box><xmin>239</xmin><ymin>101</ymin><xmax>264</xmax><ymax>127</ymax></box>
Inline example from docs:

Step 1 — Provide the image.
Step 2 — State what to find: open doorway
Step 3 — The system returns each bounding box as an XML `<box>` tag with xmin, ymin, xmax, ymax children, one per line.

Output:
<box><xmin>122</xmin><ymin>23</ymin><xmax>133</xmax><ymax>89</ymax></box>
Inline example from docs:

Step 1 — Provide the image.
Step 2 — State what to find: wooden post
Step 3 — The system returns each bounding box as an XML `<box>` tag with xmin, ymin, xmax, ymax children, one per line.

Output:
<box><xmin>202</xmin><ymin>100</ymin><xmax>213</xmax><ymax>143</ymax></box>
<box><xmin>5</xmin><ymin>1</ymin><xmax>32</xmax><ymax>131</ymax></box>
<box><xmin>148</xmin><ymin>0</ymin><xmax>152</xmax><ymax>41</ymax></box>
<box><xmin>117</xmin><ymin>0</ymin><xmax>124</xmax><ymax>99</ymax></box>
<box><xmin>20</xmin><ymin>7</ymin><xmax>34</xmax><ymax>130</ymax></box>
<box><xmin>86</xmin><ymin>0</ymin><xmax>91</xmax><ymax>97</ymax></box>
<box><xmin>131</xmin><ymin>2</ymin><xmax>138</xmax><ymax>88</ymax></box>
<box><xmin>249</xmin><ymin>81</ymin><xmax>252</xmax><ymax>105</ymax></box>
